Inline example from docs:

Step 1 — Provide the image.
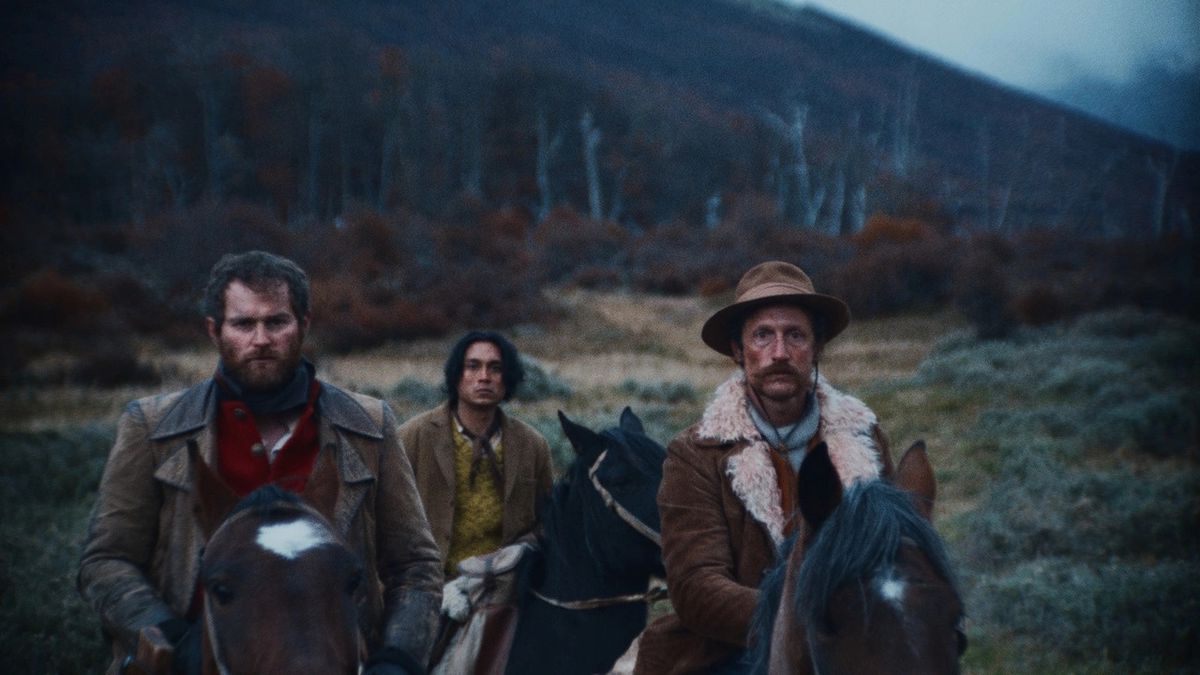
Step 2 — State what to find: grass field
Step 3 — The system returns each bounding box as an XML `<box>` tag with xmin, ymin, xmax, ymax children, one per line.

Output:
<box><xmin>2</xmin><ymin>290</ymin><xmax>1196</xmax><ymax>673</ymax></box>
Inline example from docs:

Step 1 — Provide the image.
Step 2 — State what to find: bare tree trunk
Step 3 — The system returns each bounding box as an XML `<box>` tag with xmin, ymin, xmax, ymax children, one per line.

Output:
<box><xmin>536</xmin><ymin>105</ymin><xmax>563</xmax><ymax>222</ymax></box>
<box><xmin>891</xmin><ymin>61</ymin><xmax>919</xmax><ymax>177</ymax></box>
<box><xmin>1147</xmin><ymin>150</ymin><xmax>1179</xmax><ymax>237</ymax></box>
<box><xmin>462</xmin><ymin>106</ymin><xmax>483</xmax><ymax>197</ymax></box>
<box><xmin>580</xmin><ymin>109</ymin><xmax>603</xmax><ymax>221</ymax></box>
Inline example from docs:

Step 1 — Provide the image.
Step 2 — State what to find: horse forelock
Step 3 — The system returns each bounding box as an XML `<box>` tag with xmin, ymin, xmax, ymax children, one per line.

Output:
<box><xmin>794</xmin><ymin>480</ymin><xmax>959</xmax><ymax>629</ymax></box>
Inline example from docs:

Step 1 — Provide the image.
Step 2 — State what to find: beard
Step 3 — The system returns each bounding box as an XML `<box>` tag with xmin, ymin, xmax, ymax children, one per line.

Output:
<box><xmin>218</xmin><ymin>338</ymin><xmax>304</xmax><ymax>394</ymax></box>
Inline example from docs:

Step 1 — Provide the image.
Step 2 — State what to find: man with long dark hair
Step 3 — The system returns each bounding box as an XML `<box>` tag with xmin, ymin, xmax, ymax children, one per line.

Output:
<box><xmin>400</xmin><ymin>331</ymin><xmax>553</xmax><ymax>577</ymax></box>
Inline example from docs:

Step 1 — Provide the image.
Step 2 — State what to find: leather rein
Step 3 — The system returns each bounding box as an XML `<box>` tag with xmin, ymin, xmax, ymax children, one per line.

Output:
<box><xmin>531</xmin><ymin>449</ymin><xmax>667</xmax><ymax>610</ymax></box>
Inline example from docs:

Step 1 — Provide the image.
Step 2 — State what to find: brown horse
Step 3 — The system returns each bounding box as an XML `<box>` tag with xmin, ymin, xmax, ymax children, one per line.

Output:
<box><xmin>187</xmin><ymin>444</ymin><xmax>365</xmax><ymax>675</ymax></box>
<box><xmin>744</xmin><ymin>441</ymin><xmax>966</xmax><ymax>675</ymax></box>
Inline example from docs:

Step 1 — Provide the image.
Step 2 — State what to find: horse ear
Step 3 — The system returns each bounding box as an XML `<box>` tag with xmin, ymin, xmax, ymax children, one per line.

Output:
<box><xmin>190</xmin><ymin>440</ymin><xmax>239</xmax><ymax>539</ymax></box>
<box><xmin>558</xmin><ymin>410</ymin><xmax>603</xmax><ymax>458</ymax></box>
<box><xmin>797</xmin><ymin>442</ymin><xmax>842</xmax><ymax>535</ymax></box>
<box><xmin>302</xmin><ymin>449</ymin><xmax>340</xmax><ymax>523</ymax></box>
<box><xmin>619</xmin><ymin>407</ymin><xmax>645</xmax><ymax>434</ymax></box>
<box><xmin>895</xmin><ymin>440</ymin><xmax>936</xmax><ymax>521</ymax></box>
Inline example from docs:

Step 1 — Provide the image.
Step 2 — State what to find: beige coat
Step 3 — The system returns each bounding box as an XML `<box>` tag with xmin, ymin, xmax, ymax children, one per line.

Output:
<box><xmin>634</xmin><ymin>373</ymin><xmax>893</xmax><ymax>675</ymax></box>
<box><xmin>77</xmin><ymin>379</ymin><xmax>444</xmax><ymax>674</ymax></box>
<box><xmin>398</xmin><ymin>402</ymin><xmax>554</xmax><ymax>566</ymax></box>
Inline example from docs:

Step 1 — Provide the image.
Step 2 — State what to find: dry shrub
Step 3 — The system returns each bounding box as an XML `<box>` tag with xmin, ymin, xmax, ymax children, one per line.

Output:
<box><xmin>531</xmin><ymin>208</ymin><xmax>628</xmax><ymax>282</ymax></box>
<box><xmin>953</xmin><ymin>248</ymin><xmax>1013</xmax><ymax>340</ymax></box>
<box><xmin>853</xmin><ymin>213</ymin><xmax>937</xmax><ymax>247</ymax></box>
<box><xmin>70</xmin><ymin>339</ymin><xmax>160</xmax><ymax>387</ymax></box>
<box><xmin>4</xmin><ymin>268</ymin><xmax>112</xmax><ymax>331</ymax></box>
<box><xmin>1012</xmin><ymin>284</ymin><xmax>1066</xmax><ymax>326</ymax></box>
<box><xmin>571</xmin><ymin>265</ymin><xmax>624</xmax><ymax>290</ymax></box>
<box><xmin>128</xmin><ymin>201</ymin><xmax>292</xmax><ymax>291</ymax></box>
<box><xmin>310</xmin><ymin>276</ymin><xmax>452</xmax><ymax>352</ymax></box>
<box><xmin>833</xmin><ymin>231</ymin><xmax>955</xmax><ymax>318</ymax></box>
<box><xmin>697</xmin><ymin>276</ymin><xmax>730</xmax><ymax>297</ymax></box>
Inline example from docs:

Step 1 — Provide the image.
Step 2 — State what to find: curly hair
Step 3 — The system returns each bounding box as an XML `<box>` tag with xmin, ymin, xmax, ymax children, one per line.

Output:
<box><xmin>203</xmin><ymin>251</ymin><xmax>310</xmax><ymax>325</ymax></box>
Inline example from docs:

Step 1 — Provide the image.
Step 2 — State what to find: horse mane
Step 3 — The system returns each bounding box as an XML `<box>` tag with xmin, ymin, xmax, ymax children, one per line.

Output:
<box><xmin>796</xmin><ymin>479</ymin><xmax>958</xmax><ymax>626</ymax></box>
<box><xmin>745</xmin><ymin>479</ymin><xmax>958</xmax><ymax>674</ymax></box>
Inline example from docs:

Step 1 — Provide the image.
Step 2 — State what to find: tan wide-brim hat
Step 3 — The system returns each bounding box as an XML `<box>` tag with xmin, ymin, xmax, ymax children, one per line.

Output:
<box><xmin>701</xmin><ymin>261</ymin><xmax>850</xmax><ymax>356</ymax></box>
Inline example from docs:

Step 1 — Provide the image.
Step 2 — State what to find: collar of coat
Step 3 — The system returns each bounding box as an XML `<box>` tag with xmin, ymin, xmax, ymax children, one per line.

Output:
<box><xmin>149</xmin><ymin>378</ymin><xmax>385</xmax><ymax>442</ymax></box>
<box><xmin>696</xmin><ymin>372</ymin><xmax>883</xmax><ymax>548</ymax></box>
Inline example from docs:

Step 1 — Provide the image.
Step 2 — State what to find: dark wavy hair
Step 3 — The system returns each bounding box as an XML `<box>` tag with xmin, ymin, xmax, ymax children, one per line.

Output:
<box><xmin>443</xmin><ymin>331</ymin><xmax>525</xmax><ymax>406</ymax></box>
<box><xmin>203</xmin><ymin>250</ymin><xmax>310</xmax><ymax>325</ymax></box>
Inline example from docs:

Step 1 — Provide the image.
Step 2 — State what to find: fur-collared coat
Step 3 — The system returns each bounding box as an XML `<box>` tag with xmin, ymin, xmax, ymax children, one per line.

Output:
<box><xmin>398</xmin><ymin>402</ymin><xmax>554</xmax><ymax>567</ymax></box>
<box><xmin>634</xmin><ymin>373</ymin><xmax>893</xmax><ymax>675</ymax></box>
<box><xmin>77</xmin><ymin>379</ymin><xmax>444</xmax><ymax>675</ymax></box>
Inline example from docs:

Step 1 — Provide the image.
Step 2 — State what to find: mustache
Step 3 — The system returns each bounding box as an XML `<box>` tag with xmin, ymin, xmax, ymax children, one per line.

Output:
<box><xmin>760</xmin><ymin>365</ymin><xmax>802</xmax><ymax>377</ymax></box>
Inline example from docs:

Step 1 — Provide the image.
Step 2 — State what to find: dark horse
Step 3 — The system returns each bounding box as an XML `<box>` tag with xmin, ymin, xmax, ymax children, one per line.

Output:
<box><xmin>187</xmin><ymin>443</ymin><xmax>364</xmax><ymax>675</ymax></box>
<box><xmin>502</xmin><ymin>407</ymin><xmax>667</xmax><ymax>675</ymax></box>
<box><xmin>744</xmin><ymin>441</ymin><xmax>966</xmax><ymax>675</ymax></box>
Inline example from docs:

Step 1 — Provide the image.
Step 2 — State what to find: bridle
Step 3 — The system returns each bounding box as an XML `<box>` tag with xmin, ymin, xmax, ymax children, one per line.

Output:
<box><xmin>531</xmin><ymin>449</ymin><xmax>666</xmax><ymax>610</ymax></box>
<box><xmin>587</xmin><ymin>449</ymin><xmax>662</xmax><ymax>548</ymax></box>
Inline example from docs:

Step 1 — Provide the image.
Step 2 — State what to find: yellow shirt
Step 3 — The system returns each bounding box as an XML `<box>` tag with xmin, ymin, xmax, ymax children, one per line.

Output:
<box><xmin>445</xmin><ymin>423</ymin><xmax>505</xmax><ymax>575</ymax></box>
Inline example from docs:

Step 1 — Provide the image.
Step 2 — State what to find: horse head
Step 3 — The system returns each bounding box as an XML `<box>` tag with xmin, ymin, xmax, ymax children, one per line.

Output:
<box><xmin>756</xmin><ymin>441</ymin><xmax>966</xmax><ymax>675</ymax></box>
<box><xmin>557</xmin><ymin>407</ymin><xmax>667</xmax><ymax>580</ymax></box>
<box><xmin>190</xmin><ymin>443</ymin><xmax>363</xmax><ymax>675</ymax></box>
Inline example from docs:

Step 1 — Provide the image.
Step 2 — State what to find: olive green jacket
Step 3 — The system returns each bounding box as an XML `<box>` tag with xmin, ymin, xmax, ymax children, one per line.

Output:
<box><xmin>78</xmin><ymin>379</ymin><xmax>443</xmax><ymax>674</ymax></box>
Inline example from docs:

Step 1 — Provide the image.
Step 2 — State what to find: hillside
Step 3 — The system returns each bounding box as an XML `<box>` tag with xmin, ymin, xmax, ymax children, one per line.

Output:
<box><xmin>2</xmin><ymin>0</ymin><xmax>1194</xmax><ymax>244</ymax></box>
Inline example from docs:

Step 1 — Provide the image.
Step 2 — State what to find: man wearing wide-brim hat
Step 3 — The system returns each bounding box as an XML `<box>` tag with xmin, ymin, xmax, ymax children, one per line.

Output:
<box><xmin>633</xmin><ymin>261</ymin><xmax>895</xmax><ymax>675</ymax></box>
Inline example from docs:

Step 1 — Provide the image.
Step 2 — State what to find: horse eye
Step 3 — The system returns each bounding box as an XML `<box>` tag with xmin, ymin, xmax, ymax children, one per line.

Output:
<box><xmin>208</xmin><ymin>581</ymin><xmax>234</xmax><ymax>606</ymax></box>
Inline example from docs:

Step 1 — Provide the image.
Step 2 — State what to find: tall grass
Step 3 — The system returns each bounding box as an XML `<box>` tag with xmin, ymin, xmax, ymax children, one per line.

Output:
<box><xmin>920</xmin><ymin>309</ymin><xmax>1200</xmax><ymax>672</ymax></box>
<box><xmin>0</xmin><ymin>426</ymin><xmax>113</xmax><ymax>673</ymax></box>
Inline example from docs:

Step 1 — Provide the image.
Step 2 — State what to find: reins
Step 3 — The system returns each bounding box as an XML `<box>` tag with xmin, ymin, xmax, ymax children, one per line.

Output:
<box><xmin>531</xmin><ymin>583</ymin><xmax>668</xmax><ymax>610</ymax></box>
<box><xmin>532</xmin><ymin>449</ymin><xmax>666</xmax><ymax>611</ymax></box>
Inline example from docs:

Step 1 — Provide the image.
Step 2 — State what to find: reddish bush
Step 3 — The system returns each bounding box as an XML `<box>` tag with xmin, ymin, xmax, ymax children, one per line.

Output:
<box><xmin>1012</xmin><ymin>285</ymin><xmax>1067</xmax><ymax>326</ymax></box>
<box><xmin>4</xmin><ymin>268</ymin><xmax>112</xmax><ymax>331</ymax></box>
<box><xmin>954</xmin><ymin>250</ymin><xmax>1014</xmax><ymax>340</ymax></box>
<box><xmin>70</xmin><ymin>339</ymin><xmax>161</xmax><ymax>387</ymax></box>
<box><xmin>854</xmin><ymin>214</ymin><xmax>937</xmax><ymax>248</ymax></box>
<box><xmin>832</xmin><ymin>236</ymin><xmax>956</xmax><ymax>318</ymax></box>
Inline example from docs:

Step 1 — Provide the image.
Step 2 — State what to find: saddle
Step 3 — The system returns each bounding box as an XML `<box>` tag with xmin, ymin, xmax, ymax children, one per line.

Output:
<box><xmin>430</xmin><ymin>542</ymin><xmax>534</xmax><ymax>675</ymax></box>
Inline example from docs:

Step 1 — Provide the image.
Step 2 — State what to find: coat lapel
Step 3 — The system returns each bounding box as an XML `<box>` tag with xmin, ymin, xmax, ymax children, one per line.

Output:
<box><xmin>698</xmin><ymin>372</ymin><xmax>885</xmax><ymax>549</ymax></box>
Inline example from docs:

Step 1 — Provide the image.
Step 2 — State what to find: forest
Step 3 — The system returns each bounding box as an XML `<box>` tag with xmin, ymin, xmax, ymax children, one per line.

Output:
<box><xmin>1</xmin><ymin>1</ymin><xmax>1197</xmax><ymax>673</ymax></box>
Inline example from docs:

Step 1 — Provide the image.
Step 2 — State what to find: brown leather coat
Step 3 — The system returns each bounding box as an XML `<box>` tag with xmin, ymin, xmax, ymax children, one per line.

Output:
<box><xmin>77</xmin><ymin>379</ymin><xmax>444</xmax><ymax>674</ymax></box>
<box><xmin>634</xmin><ymin>374</ymin><xmax>893</xmax><ymax>675</ymax></box>
<box><xmin>398</xmin><ymin>402</ymin><xmax>554</xmax><ymax>567</ymax></box>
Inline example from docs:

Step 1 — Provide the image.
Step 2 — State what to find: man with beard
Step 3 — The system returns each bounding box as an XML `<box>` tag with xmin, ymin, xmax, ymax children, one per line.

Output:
<box><xmin>633</xmin><ymin>261</ymin><xmax>895</xmax><ymax>675</ymax></box>
<box><xmin>399</xmin><ymin>331</ymin><xmax>553</xmax><ymax>577</ymax></box>
<box><xmin>78</xmin><ymin>251</ymin><xmax>442</xmax><ymax>675</ymax></box>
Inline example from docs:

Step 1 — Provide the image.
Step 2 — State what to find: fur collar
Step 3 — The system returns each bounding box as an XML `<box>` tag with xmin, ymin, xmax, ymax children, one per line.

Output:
<box><xmin>697</xmin><ymin>372</ymin><xmax>883</xmax><ymax>547</ymax></box>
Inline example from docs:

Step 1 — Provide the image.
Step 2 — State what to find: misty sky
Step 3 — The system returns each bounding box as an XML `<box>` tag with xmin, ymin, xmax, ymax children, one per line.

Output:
<box><xmin>795</xmin><ymin>0</ymin><xmax>1200</xmax><ymax>149</ymax></box>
